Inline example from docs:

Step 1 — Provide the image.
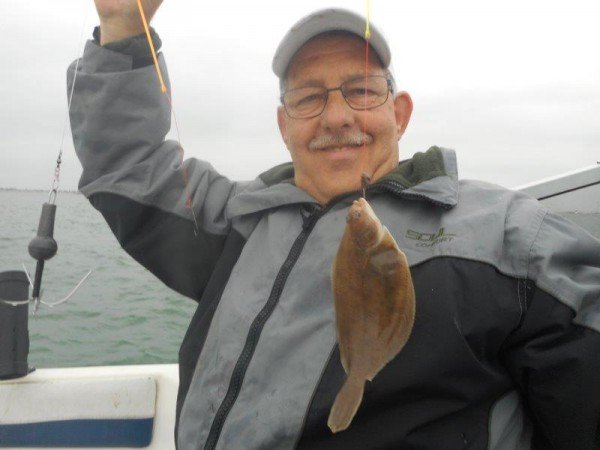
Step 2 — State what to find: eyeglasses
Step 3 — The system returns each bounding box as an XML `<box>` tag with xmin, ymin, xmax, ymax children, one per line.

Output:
<box><xmin>281</xmin><ymin>76</ymin><xmax>393</xmax><ymax>119</ymax></box>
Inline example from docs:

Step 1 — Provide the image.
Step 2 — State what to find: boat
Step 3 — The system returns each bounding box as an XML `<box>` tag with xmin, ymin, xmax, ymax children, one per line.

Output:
<box><xmin>1</xmin><ymin>162</ymin><xmax>598</xmax><ymax>449</ymax></box>
<box><xmin>516</xmin><ymin>163</ymin><xmax>600</xmax><ymax>239</ymax></box>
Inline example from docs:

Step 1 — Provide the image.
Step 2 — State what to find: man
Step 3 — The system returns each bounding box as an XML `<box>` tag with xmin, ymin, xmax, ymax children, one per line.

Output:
<box><xmin>70</xmin><ymin>1</ymin><xmax>600</xmax><ymax>449</ymax></box>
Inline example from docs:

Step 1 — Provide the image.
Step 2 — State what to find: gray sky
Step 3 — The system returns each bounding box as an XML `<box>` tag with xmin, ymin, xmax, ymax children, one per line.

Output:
<box><xmin>0</xmin><ymin>0</ymin><xmax>598</xmax><ymax>191</ymax></box>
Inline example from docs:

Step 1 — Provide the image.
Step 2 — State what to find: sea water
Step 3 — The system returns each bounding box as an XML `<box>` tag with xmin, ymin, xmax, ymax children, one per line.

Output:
<box><xmin>0</xmin><ymin>189</ymin><xmax>196</xmax><ymax>368</ymax></box>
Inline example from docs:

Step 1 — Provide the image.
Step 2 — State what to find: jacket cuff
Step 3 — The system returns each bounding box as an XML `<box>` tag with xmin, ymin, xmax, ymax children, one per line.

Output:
<box><xmin>92</xmin><ymin>26</ymin><xmax>161</xmax><ymax>67</ymax></box>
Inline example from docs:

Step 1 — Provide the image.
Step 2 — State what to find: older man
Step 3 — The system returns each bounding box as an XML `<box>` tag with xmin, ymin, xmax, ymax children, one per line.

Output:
<box><xmin>70</xmin><ymin>1</ymin><xmax>600</xmax><ymax>449</ymax></box>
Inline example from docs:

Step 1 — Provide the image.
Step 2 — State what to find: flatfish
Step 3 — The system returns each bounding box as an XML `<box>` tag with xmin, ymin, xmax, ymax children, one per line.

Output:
<box><xmin>328</xmin><ymin>197</ymin><xmax>416</xmax><ymax>433</ymax></box>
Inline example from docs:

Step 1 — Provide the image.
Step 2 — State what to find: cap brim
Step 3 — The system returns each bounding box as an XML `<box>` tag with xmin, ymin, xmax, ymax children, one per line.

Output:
<box><xmin>272</xmin><ymin>8</ymin><xmax>391</xmax><ymax>79</ymax></box>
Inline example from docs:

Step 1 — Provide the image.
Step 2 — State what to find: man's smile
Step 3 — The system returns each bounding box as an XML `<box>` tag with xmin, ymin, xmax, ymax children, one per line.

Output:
<box><xmin>320</xmin><ymin>144</ymin><xmax>362</xmax><ymax>151</ymax></box>
<box><xmin>308</xmin><ymin>131</ymin><xmax>373</xmax><ymax>151</ymax></box>
<box><xmin>318</xmin><ymin>144</ymin><xmax>363</xmax><ymax>162</ymax></box>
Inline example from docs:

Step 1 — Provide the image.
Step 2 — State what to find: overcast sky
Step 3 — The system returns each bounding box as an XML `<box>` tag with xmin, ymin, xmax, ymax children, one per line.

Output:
<box><xmin>1</xmin><ymin>0</ymin><xmax>598</xmax><ymax>191</ymax></box>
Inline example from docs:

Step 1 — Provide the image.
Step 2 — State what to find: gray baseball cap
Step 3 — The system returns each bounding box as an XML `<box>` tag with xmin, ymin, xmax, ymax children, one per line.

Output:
<box><xmin>272</xmin><ymin>8</ymin><xmax>391</xmax><ymax>79</ymax></box>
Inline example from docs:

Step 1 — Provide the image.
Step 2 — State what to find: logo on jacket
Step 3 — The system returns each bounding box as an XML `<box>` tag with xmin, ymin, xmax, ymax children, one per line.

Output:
<box><xmin>405</xmin><ymin>228</ymin><xmax>455</xmax><ymax>247</ymax></box>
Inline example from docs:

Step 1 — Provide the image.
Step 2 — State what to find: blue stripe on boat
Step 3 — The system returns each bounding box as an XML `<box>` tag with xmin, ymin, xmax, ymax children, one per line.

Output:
<box><xmin>0</xmin><ymin>418</ymin><xmax>154</xmax><ymax>447</ymax></box>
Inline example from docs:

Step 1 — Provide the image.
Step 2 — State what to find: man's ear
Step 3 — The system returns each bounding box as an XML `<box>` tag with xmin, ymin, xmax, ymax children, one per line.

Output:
<box><xmin>393</xmin><ymin>91</ymin><xmax>413</xmax><ymax>138</ymax></box>
<box><xmin>277</xmin><ymin>106</ymin><xmax>289</xmax><ymax>147</ymax></box>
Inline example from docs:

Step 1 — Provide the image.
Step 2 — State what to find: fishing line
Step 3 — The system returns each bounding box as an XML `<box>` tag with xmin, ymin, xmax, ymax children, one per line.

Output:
<box><xmin>51</xmin><ymin>7</ymin><xmax>89</xmax><ymax>204</ymax></box>
<box><xmin>136</xmin><ymin>0</ymin><xmax>200</xmax><ymax>235</ymax></box>
<box><xmin>361</xmin><ymin>0</ymin><xmax>372</xmax><ymax>198</ymax></box>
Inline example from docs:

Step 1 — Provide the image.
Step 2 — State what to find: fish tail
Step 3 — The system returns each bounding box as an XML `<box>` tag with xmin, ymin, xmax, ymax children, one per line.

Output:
<box><xmin>327</xmin><ymin>375</ymin><xmax>365</xmax><ymax>433</ymax></box>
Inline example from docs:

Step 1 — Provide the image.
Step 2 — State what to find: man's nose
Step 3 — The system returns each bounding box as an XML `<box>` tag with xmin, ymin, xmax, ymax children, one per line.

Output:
<box><xmin>320</xmin><ymin>90</ymin><xmax>355</xmax><ymax>130</ymax></box>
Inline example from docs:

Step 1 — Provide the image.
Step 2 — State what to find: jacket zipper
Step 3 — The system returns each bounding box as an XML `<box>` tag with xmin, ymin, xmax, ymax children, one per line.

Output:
<box><xmin>202</xmin><ymin>199</ymin><xmax>341</xmax><ymax>450</ymax></box>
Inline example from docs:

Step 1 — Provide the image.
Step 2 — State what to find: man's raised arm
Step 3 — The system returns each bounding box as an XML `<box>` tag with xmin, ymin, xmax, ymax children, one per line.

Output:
<box><xmin>68</xmin><ymin>0</ymin><xmax>245</xmax><ymax>302</ymax></box>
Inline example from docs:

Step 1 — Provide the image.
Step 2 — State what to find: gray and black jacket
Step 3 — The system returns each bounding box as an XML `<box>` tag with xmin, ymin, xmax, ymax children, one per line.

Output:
<box><xmin>68</xmin><ymin>33</ymin><xmax>600</xmax><ymax>450</ymax></box>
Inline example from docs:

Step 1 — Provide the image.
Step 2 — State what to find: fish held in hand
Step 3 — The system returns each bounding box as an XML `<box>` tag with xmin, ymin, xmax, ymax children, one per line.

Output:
<box><xmin>328</xmin><ymin>197</ymin><xmax>416</xmax><ymax>433</ymax></box>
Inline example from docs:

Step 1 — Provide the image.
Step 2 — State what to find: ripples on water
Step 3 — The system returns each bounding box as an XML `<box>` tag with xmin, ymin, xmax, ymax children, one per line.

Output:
<box><xmin>0</xmin><ymin>190</ymin><xmax>196</xmax><ymax>368</ymax></box>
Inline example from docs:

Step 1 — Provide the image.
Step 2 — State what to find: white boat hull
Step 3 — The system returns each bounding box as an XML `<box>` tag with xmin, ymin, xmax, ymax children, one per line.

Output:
<box><xmin>0</xmin><ymin>364</ymin><xmax>178</xmax><ymax>449</ymax></box>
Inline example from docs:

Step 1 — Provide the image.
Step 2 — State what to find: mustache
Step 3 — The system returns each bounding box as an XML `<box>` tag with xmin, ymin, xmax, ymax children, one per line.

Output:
<box><xmin>308</xmin><ymin>132</ymin><xmax>373</xmax><ymax>150</ymax></box>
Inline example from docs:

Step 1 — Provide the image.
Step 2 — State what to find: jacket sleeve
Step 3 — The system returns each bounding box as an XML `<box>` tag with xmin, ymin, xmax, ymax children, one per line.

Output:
<box><xmin>502</xmin><ymin>210</ymin><xmax>600</xmax><ymax>449</ymax></box>
<box><xmin>67</xmin><ymin>38</ymin><xmax>245</xmax><ymax>302</ymax></box>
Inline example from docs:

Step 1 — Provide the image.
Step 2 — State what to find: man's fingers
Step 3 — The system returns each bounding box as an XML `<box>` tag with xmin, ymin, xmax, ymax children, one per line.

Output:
<box><xmin>93</xmin><ymin>0</ymin><xmax>164</xmax><ymax>45</ymax></box>
<box><xmin>93</xmin><ymin>0</ymin><xmax>163</xmax><ymax>22</ymax></box>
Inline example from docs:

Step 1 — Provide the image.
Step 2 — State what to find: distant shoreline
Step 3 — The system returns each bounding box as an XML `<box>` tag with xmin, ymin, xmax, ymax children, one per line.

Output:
<box><xmin>0</xmin><ymin>188</ymin><xmax>80</xmax><ymax>194</ymax></box>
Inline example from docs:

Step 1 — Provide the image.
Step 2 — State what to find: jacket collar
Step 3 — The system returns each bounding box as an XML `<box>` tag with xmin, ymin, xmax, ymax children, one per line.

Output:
<box><xmin>226</xmin><ymin>146</ymin><xmax>458</xmax><ymax>218</ymax></box>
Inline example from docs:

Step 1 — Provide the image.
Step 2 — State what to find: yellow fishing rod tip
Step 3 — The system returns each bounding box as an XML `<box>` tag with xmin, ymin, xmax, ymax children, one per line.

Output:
<box><xmin>364</xmin><ymin>29</ymin><xmax>371</xmax><ymax>40</ymax></box>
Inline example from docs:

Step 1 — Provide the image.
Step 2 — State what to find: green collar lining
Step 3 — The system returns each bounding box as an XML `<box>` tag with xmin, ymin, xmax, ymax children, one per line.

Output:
<box><xmin>259</xmin><ymin>146</ymin><xmax>447</xmax><ymax>189</ymax></box>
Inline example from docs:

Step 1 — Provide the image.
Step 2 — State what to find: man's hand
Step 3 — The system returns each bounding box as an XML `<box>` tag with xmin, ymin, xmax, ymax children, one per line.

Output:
<box><xmin>93</xmin><ymin>0</ymin><xmax>163</xmax><ymax>45</ymax></box>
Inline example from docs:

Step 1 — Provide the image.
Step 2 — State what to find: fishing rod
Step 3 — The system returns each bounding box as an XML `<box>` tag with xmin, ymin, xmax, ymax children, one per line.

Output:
<box><xmin>1</xmin><ymin>0</ymin><xmax>202</xmax><ymax>316</ymax></box>
<box><xmin>0</xmin><ymin>12</ymin><xmax>92</xmax><ymax>314</ymax></box>
<box><xmin>1</xmin><ymin>0</ymin><xmax>201</xmax><ymax>315</ymax></box>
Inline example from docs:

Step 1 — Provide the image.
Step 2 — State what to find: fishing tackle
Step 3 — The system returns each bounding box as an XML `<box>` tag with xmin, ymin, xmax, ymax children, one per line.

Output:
<box><xmin>0</xmin><ymin>18</ymin><xmax>91</xmax><ymax>313</ymax></box>
<box><xmin>28</xmin><ymin>202</ymin><xmax>58</xmax><ymax>308</ymax></box>
<box><xmin>0</xmin><ymin>193</ymin><xmax>92</xmax><ymax>313</ymax></box>
<box><xmin>2</xmin><ymin>1</ymin><xmax>198</xmax><ymax>313</ymax></box>
<box><xmin>25</xmin><ymin>197</ymin><xmax>91</xmax><ymax>313</ymax></box>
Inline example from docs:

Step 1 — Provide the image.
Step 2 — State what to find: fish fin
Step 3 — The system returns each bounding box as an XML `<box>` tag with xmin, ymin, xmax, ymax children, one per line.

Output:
<box><xmin>327</xmin><ymin>376</ymin><xmax>365</xmax><ymax>433</ymax></box>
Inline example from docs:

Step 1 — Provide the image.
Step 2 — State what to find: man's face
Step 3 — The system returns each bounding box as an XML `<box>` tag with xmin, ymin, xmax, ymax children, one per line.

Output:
<box><xmin>277</xmin><ymin>33</ymin><xmax>413</xmax><ymax>204</ymax></box>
